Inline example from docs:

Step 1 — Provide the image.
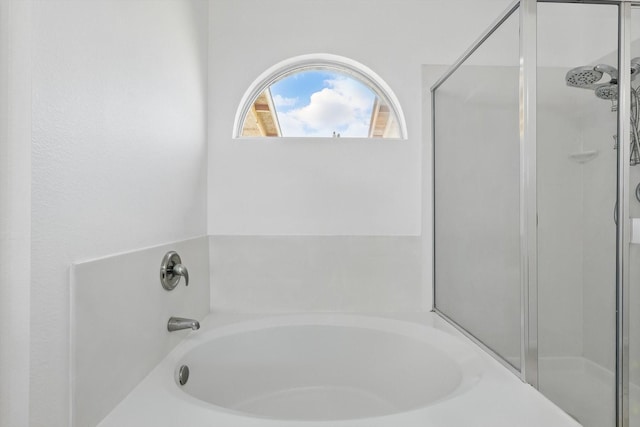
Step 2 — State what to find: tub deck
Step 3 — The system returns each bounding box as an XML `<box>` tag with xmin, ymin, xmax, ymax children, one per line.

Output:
<box><xmin>98</xmin><ymin>312</ymin><xmax>580</xmax><ymax>427</ymax></box>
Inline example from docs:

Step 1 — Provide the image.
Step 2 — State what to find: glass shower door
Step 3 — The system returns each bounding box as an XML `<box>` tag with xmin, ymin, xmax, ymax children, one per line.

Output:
<box><xmin>536</xmin><ymin>3</ymin><xmax>619</xmax><ymax>427</ymax></box>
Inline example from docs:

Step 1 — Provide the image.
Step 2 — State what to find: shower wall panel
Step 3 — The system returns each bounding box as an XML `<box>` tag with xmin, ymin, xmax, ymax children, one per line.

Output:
<box><xmin>209</xmin><ymin>236</ymin><xmax>423</xmax><ymax>313</ymax></box>
<box><xmin>580</xmin><ymin>100</ymin><xmax>617</xmax><ymax>373</ymax></box>
<box><xmin>536</xmin><ymin>67</ymin><xmax>584</xmax><ymax>360</ymax></box>
<box><xmin>72</xmin><ymin>236</ymin><xmax>210</xmax><ymax>427</ymax></box>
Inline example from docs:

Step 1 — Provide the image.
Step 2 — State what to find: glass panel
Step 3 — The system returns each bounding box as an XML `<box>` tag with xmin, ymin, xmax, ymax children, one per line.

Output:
<box><xmin>433</xmin><ymin>10</ymin><xmax>521</xmax><ymax>369</ymax></box>
<box><xmin>537</xmin><ymin>4</ymin><xmax>618</xmax><ymax>427</ymax></box>
<box><xmin>629</xmin><ymin>7</ymin><xmax>640</xmax><ymax>426</ymax></box>
<box><xmin>240</xmin><ymin>69</ymin><xmax>401</xmax><ymax>138</ymax></box>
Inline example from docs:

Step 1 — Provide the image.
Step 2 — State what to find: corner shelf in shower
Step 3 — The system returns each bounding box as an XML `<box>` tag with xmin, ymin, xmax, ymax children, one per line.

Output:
<box><xmin>568</xmin><ymin>150</ymin><xmax>599</xmax><ymax>164</ymax></box>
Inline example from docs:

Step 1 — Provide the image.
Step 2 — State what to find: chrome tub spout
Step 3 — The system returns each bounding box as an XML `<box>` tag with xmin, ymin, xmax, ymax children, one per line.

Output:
<box><xmin>168</xmin><ymin>317</ymin><xmax>200</xmax><ymax>332</ymax></box>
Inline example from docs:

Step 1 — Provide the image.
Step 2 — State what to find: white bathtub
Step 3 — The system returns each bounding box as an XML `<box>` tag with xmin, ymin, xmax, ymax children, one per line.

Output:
<box><xmin>99</xmin><ymin>313</ymin><xmax>581</xmax><ymax>427</ymax></box>
<box><xmin>176</xmin><ymin>315</ymin><xmax>482</xmax><ymax>421</ymax></box>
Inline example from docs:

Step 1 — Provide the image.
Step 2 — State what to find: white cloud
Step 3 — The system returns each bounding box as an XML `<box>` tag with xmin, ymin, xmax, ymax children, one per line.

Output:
<box><xmin>276</xmin><ymin>76</ymin><xmax>375</xmax><ymax>137</ymax></box>
<box><xmin>272</xmin><ymin>94</ymin><xmax>298</xmax><ymax>108</ymax></box>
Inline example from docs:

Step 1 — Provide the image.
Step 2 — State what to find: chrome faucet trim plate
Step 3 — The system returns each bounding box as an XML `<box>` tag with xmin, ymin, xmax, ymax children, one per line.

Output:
<box><xmin>160</xmin><ymin>251</ymin><xmax>189</xmax><ymax>290</ymax></box>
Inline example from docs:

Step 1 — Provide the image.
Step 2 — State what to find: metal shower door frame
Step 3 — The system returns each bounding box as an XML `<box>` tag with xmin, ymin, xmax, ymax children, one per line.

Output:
<box><xmin>430</xmin><ymin>0</ymin><xmax>525</xmax><ymax>379</ymax></box>
<box><xmin>617</xmin><ymin>3</ymin><xmax>632</xmax><ymax>427</ymax></box>
<box><xmin>519</xmin><ymin>0</ymin><xmax>538</xmax><ymax>390</ymax></box>
<box><xmin>431</xmin><ymin>0</ymin><xmax>537</xmax><ymax>383</ymax></box>
<box><xmin>517</xmin><ymin>1</ymin><xmax>632</xmax><ymax>425</ymax></box>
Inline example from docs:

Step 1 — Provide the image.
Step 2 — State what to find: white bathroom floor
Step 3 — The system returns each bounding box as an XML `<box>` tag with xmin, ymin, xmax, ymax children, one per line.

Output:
<box><xmin>98</xmin><ymin>312</ymin><xmax>581</xmax><ymax>427</ymax></box>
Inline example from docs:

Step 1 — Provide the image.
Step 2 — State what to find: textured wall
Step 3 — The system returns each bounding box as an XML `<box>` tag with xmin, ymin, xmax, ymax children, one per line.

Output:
<box><xmin>30</xmin><ymin>1</ymin><xmax>208</xmax><ymax>426</ymax></box>
<box><xmin>0</xmin><ymin>1</ymin><xmax>31</xmax><ymax>427</ymax></box>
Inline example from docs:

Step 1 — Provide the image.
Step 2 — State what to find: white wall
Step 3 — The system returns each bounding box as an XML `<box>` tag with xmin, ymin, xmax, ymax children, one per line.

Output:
<box><xmin>30</xmin><ymin>1</ymin><xmax>208</xmax><ymax>426</ymax></box>
<box><xmin>207</xmin><ymin>0</ymin><xmax>514</xmax><ymax>236</ymax></box>
<box><xmin>204</xmin><ymin>0</ymin><xmax>516</xmax><ymax>320</ymax></box>
<box><xmin>0</xmin><ymin>1</ymin><xmax>31</xmax><ymax>427</ymax></box>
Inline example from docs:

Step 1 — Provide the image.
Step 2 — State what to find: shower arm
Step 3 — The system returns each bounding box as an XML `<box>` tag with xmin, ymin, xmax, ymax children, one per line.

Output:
<box><xmin>595</xmin><ymin>64</ymin><xmax>618</xmax><ymax>81</ymax></box>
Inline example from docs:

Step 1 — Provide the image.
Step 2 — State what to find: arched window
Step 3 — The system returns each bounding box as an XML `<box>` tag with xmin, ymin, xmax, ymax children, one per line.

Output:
<box><xmin>234</xmin><ymin>54</ymin><xmax>407</xmax><ymax>139</ymax></box>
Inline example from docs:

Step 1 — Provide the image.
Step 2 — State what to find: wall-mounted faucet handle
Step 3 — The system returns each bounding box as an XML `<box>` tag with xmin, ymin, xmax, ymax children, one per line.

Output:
<box><xmin>160</xmin><ymin>251</ymin><xmax>189</xmax><ymax>290</ymax></box>
<box><xmin>171</xmin><ymin>263</ymin><xmax>189</xmax><ymax>287</ymax></box>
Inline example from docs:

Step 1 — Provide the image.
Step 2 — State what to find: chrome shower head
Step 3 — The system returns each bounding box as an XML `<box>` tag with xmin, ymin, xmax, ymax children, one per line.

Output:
<box><xmin>566</xmin><ymin>61</ymin><xmax>640</xmax><ymax>167</ymax></box>
<box><xmin>566</xmin><ymin>66</ymin><xmax>604</xmax><ymax>88</ymax></box>
<box><xmin>595</xmin><ymin>84</ymin><xmax>618</xmax><ymax>100</ymax></box>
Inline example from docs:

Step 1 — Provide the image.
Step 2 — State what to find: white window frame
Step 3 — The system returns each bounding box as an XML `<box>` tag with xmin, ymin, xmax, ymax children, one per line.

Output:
<box><xmin>233</xmin><ymin>53</ymin><xmax>408</xmax><ymax>139</ymax></box>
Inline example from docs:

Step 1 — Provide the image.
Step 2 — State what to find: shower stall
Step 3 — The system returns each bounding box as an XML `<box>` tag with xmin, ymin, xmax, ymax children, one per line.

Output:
<box><xmin>431</xmin><ymin>1</ymin><xmax>640</xmax><ymax>426</ymax></box>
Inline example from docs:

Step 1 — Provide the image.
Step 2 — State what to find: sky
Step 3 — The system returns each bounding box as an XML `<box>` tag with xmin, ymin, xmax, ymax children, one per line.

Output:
<box><xmin>269</xmin><ymin>70</ymin><xmax>377</xmax><ymax>138</ymax></box>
